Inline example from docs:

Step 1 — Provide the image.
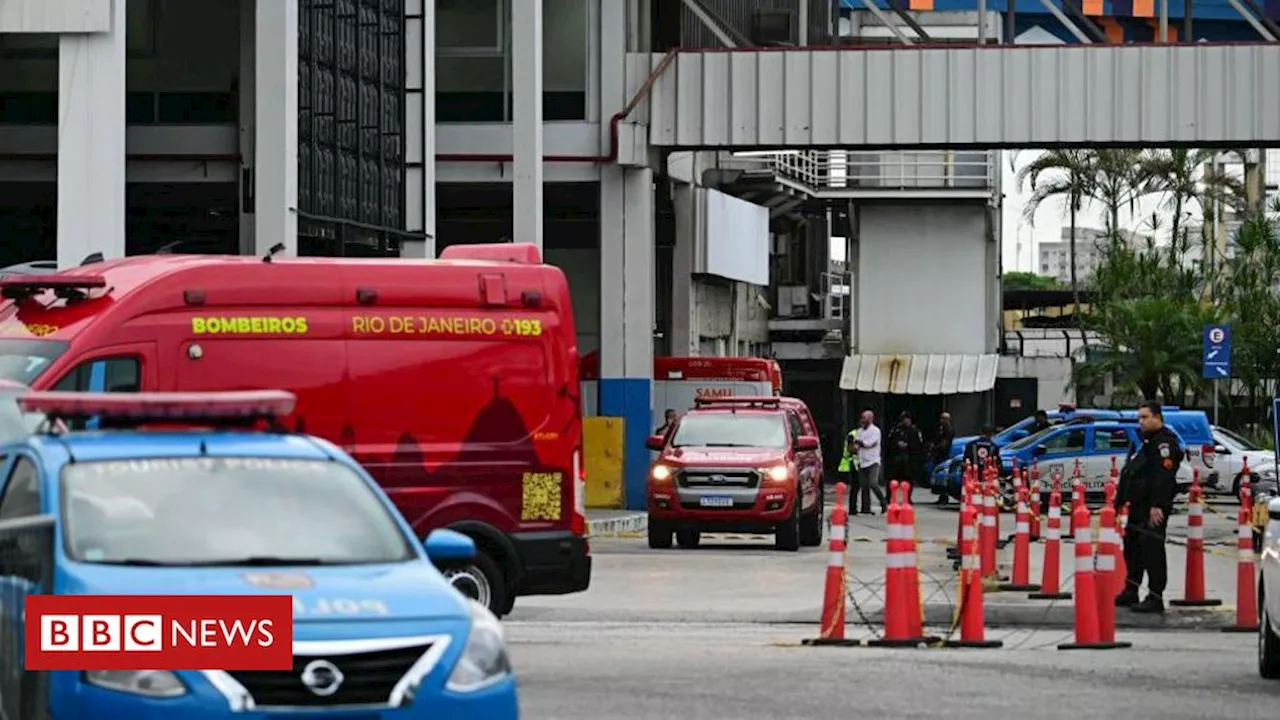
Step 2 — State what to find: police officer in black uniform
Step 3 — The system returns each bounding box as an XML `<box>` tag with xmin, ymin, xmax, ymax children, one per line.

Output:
<box><xmin>1116</xmin><ymin>400</ymin><xmax>1183</xmax><ymax>614</ymax></box>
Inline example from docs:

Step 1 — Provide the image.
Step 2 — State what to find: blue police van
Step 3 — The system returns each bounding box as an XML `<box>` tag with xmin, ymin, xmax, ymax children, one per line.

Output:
<box><xmin>0</xmin><ymin>389</ymin><xmax>518</xmax><ymax>719</ymax></box>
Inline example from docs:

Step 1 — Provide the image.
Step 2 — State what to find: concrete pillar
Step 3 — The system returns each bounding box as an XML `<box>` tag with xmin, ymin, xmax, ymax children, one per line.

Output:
<box><xmin>512</xmin><ymin>0</ymin><xmax>543</xmax><ymax>247</ymax></box>
<box><xmin>403</xmin><ymin>0</ymin><xmax>435</xmax><ymax>259</ymax></box>
<box><xmin>57</xmin><ymin>0</ymin><xmax>126</xmax><ymax>268</ymax></box>
<box><xmin>254</xmin><ymin>0</ymin><xmax>298</xmax><ymax>255</ymax></box>
<box><xmin>600</xmin><ymin>166</ymin><xmax>655</xmax><ymax>509</ymax></box>
<box><xmin>669</xmin><ymin>182</ymin><xmax>699</xmax><ymax>356</ymax></box>
<box><xmin>238</xmin><ymin>0</ymin><xmax>257</xmax><ymax>255</ymax></box>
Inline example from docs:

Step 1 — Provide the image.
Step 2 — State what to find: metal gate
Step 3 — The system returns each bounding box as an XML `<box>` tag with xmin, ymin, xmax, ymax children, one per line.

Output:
<box><xmin>0</xmin><ymin>515</ymin><xmax>54</xmax><ymax>720</ymax></box>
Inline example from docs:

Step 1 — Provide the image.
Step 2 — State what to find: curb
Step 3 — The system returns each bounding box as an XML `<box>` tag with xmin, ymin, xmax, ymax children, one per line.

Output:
<box><xmin>854</xmin><ymin>602</ymin><xmax>1238</xmax><ymax>630</ymax></box>
<box><xmin>588</xmin><ymin>513</ymin><xmax>647</xmax><ymax>537</ymax></box>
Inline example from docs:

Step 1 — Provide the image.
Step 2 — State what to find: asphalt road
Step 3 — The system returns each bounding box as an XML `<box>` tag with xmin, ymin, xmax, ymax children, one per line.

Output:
<box><xmin>510</xmin><ymin>622</ymin><xmax>1279</xmax><ymax>719</ymax></box>
<box><xmin>507</xmin><ymin>498</ymin><xmax>1268</xmax><ymax>717</ymax></box>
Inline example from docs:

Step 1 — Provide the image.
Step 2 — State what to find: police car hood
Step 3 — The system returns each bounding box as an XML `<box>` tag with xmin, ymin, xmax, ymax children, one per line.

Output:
<box><xmin>58</xmin><ymin>561</ymin><xmax>469</xmax><ymax>622</ymax></box>
<box><xmin>663</xmin><ymin>446</ymin><xmax>787</xmax><ymax>467</ymax></box>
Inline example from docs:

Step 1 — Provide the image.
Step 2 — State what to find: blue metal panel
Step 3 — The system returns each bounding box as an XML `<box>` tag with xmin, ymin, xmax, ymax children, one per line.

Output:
<box><xmin>599</xmin><ymin>378</ymin><xmax>652</xmax><ymax>510</ymax></box>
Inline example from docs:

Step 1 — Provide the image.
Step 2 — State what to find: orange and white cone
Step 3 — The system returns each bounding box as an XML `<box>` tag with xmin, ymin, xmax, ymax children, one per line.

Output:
<box><xmin>1028</xmin><ymin>466</ymin><xmax>1041</xmax><ymax>540</ymax></box>
<box><xmin>1058</xmin><ymin>498</ymin><xmax>1111</xmax><ymax>650</ymax></box>
<box><xmin>981</xmin><ymin>468</ymin><xmax>999</xmax><ymax>580</ymax></box>
<box><xmin>868</xmin><ymin>481</ymin><xmax>938</xmax><ymax>647</ymax></box>
<box><xmin>1091</xmin><ymin>481</ymin><xmax>1131</xmax><ymax>648</ymax></box>
<box><xmin>1170</xmin><ymin>473</ymin><xmax>1221</xmax><ymax>607</ymax></box>
<box><xmin>942</xmin><ymin>500</ymin><xmax>1002</xmax><ymax>648</ymax></box>
<box><xmin>1000</xmin><ymin>484</ymin><xmax>1040</xmax><ymax>591</ymax></box>
<box><xmin>1030</xmin><ymin>473</ymin><xmax>1071</xmax><ymax>600</ymax></box>
<box><xmin>1222</xmin><ymin>499</ymin><xmax>1260</xmax><ymax>633</ymax></box>
<box><xmin>816</xmin><ymin>483</ymin><xmax>849</xmax><ymax>640</ymax></box>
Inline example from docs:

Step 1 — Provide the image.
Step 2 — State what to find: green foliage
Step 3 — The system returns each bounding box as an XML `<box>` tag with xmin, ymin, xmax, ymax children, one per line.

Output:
<box><xmin>1066</xmin><ymin>148</ymin><xmax>1278</xmax><ymax>432</ymax></box>
<box><xmin>1003</xmin><ymin>271</ymin><xmax>1061</xmax><ymax>291</ymax></box>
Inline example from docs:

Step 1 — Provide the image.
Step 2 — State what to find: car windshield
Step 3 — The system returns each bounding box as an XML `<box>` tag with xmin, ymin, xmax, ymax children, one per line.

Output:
<box><xmin>61</xmin><ymin>457</ymin><xmax>416</xmax><ymax>566</ymax></box>
<box><xmin>0</xmin><ymin>339</ymin><xmax>65</xmax><ymax>385</ymax></box>
<box><xmin>1215</xmin><ymin>426</ymin><xmax>1260</xmax><ymax>451</ymax></box>
<box><xmin>1004</xmin><ymin>423</ymin><xmax>1064</xmax><ymax>452</ymax></box>
<box><xmin>671</xmin><ymin>413</ymin><xmax>788</xmax><ymax>448</ymax></box>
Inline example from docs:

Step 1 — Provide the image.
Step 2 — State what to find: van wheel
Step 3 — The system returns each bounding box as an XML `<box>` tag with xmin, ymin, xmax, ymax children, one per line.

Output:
<box><xmin>1260</xmin><ymin>588</ymin><xmax>1280</xmax><ymax>679</ymax></box>
<box><xmin>675</xmin><ymin>529</ymin><xmax>701</xmax><ymax>548</ymax></box>
<box><xmin>800</xmin><ymin>492</ymin><xmax>824</xmax><ymax>547</ymax></box>
<box><xmin>648</xmin><ymin>518</ymin><xmax>673</xmax><ymax>549</ymax></box>
<box><xmin>442</xmin><ymin>550</ymin><xmax>509</xmax><ymax>617</ymax></box>
<box><xmin>776</xmin><ymin>500</ymin><xmax>801</xmax><ymax>551</ymax></box>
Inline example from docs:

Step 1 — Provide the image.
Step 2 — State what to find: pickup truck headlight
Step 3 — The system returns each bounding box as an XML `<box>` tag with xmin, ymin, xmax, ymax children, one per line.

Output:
<box><xmin>84</xmin><ymin>670</ymin><xmax>185</xmax><ymax>697</ymax></box>
<box><xmin>446</xmin><ymin>600</ymin><xmax>511</xmax><ymax>692</ymax></box>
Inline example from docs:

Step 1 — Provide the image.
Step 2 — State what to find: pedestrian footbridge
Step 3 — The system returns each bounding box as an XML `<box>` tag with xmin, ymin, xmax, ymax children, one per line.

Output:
<box><xmin>626</xmin><ymin>43</ymin><xmax>1280</xmax><ymax>151</ymax></box>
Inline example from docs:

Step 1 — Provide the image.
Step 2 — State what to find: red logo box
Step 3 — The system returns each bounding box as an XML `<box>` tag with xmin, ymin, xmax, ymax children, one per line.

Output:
<box><xmin>25</xmin><ymin>595</ymin><xmax>293</xmax><ymax>671</ymax></box>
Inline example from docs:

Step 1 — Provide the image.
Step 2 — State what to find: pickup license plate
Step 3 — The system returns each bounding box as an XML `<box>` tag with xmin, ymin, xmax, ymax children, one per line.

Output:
<box><xmin>699</xmin><ymin>495</ymin><xmax>733</xmax><ymax>508</ymax></box>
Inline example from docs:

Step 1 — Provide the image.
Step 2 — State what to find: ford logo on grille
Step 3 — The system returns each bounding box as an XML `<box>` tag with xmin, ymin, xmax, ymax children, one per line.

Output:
<box><xmin>708</xmin><ymin>474</ymin><xmax>728</xmax><ymax>483</ymax></box>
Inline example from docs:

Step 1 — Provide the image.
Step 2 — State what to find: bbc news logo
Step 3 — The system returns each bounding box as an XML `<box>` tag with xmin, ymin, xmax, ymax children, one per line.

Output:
<box><xmin>25</xmin><ymin>595</ymin><xmax>293</xmax><ymax>671</ymax></box>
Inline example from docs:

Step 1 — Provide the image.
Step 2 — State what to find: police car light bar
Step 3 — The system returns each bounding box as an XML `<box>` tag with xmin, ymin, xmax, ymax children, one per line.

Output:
<box><xmin>693</xmin><ymin>396</ymin><xmax>780</xmax><ymax>406</ymax></box>
<box><xmin>17</xmin><ymin>390</ymin><xmax>296</xmax><ymax>421</ymax></box>
<box><xmin>0</xmin><ymin>275</ymin><xmax>107</xmax><ymax>300</ymax></box>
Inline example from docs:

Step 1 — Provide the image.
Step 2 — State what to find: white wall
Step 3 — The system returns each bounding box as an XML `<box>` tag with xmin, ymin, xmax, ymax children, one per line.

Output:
<box><xmin>856</xmin><ymin>203</ymin><xmax>993</xmax><ymax>355</ymax></box>
<box><xmin>998</xmin><ymin>356</ymin><xmax>1075</xmax><ymax>408</ymax></box>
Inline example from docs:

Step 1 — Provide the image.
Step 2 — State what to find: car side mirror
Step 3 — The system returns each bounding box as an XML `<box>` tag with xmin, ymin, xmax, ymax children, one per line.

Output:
<box><xmin>1033</xmin><ymin>444</ymin><xmax>1047</xmax><ymax>456</ymax></box>
<box><xmin>646</xmin><ymin>435</ymin><xmax>666</xmax><ymax>451</ymax></box>
<box><xmin>424</xmin><ymin>529</ymin><xmax>475</xmax><ymax>568</ymax></box>
<box><xmin>794</xmin><ymin>435</ymin><xmax>819</xmax><ymax>451</ymax></box>
<box><xmin>1215</xmin><ymin>444</ymin><xmax>1229</xmax><ymax>455</ymax></box>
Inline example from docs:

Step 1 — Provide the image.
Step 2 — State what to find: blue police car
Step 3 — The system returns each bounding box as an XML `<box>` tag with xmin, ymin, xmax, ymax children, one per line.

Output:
<box><xmin>0</xmin><ymin>389</ymin><xmax>518</xmax><ymax>719</ymax></box>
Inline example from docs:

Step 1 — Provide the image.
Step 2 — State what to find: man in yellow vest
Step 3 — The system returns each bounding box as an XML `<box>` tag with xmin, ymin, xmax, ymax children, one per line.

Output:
<box><xmin>838</xmin><ymin>427</ymin><xmax>859</xmax><ymax>497</ymax></box>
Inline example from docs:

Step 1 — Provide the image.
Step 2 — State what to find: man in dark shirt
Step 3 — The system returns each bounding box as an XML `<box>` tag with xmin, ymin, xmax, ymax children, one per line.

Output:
<box><xmin>655</xmin><ymin>409</ymin><xmax>678</xmax><ymax>438</ymax></box>
<box><xmin>931</xmin><ymin>412</ymin><xmax>955</xmax><ymax>505</ymax></box>
<box><xmin>1116</xmin><ymin>401</ymin><xmax>1183</xmax><ymax>614</ymax></box>
<box><xmin>1029</xmin><ymin>409</ymin><xmax>1051</xmax><ymax>435</ymax></box>
<box><xmin>887</xmin><ymin>412</ymin><xmax>924</xmax><ymax>501</ymax></box>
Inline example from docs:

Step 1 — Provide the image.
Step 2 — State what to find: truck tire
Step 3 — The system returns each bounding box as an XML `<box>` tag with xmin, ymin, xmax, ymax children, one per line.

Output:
<box><xmin>776</xmin><ymin>500</ymin><xmax>800</xmax><ymax>551</ymax></box>
<box><xmin>648</xmin><ymin>518</ymin><xmax>673</xmax><ymax>549</ymax></box>
<box><xmin>675</xmin><ymin>529</ymin><xmax>701</xmax><ymax>548</ymax></box>
<box><xmin>442</xmin><ymin>550</ymin><xmax>510</xmax><ymax>617</ymax></box>
<box><xmin>799</xmin><ymin>492</ymin><xmax>824</xmax><ymax>547</ymax></box>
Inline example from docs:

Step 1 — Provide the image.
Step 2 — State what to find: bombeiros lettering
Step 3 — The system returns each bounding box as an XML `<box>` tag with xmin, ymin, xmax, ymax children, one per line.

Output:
<box><xmin>350</xmin><ymin>314</ymin><xmax>541</xmax><ymax>337</ymax></box>
<box><xmin>191</xmin><ymin>316</ymin><xmax>309</xmax><ymax>334</ymax></box>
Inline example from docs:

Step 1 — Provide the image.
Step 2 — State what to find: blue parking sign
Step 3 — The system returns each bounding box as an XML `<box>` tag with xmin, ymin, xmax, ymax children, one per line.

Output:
<box><xmin>1203</xmin><ymin>324</ymin><xmax>1231</xmax><ymax>380</ymax></box>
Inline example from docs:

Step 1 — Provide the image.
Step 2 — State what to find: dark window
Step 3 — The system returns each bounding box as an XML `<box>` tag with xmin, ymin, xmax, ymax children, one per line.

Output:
<box><xmin>1094</xmin><ymin>429</ymin><xmax>1130</xmax><ymax>451</ymax></box>
<box><xmin>0</xmin><ymin>457</ymin><xmax>41</xmax><ymax>520</ymax></box>
<box><xmin>1043</xmin><ymin>429</ymin><xmax>1086</xmax><ymax>454</ymax></box>
<box><xmin>52</xmin><ymin>357</ymin><xmax>140</xmax><ymax>393</ymax></box>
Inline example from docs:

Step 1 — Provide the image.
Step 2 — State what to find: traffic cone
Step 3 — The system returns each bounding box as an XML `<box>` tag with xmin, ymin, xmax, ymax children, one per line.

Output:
<box><xmin>1170</xmin><ymin>473</ymin><xmax>1221</xmax><ymax>607</ymax></box>
<box><xmin>941</xmin><ymin>499</ymin><xmax>1002</xmax><ymax>648</ymax></box>
<box><xmin>869</xmin><ymin>481</ymin><xmax>938</xmax><ymax>647</ymax></box>
<box><xmin>1067</xmin><ymin>461</ymin><xmax>1083</xmax><ymax>535</ymax></box>
<box><xmin>1000</xmin><ymin>484</ymin><xmax>1040</xmax><ymax>591</ymax></box>
<box><xmin>1222</xmin><ymin>497</ymin><xmax>1260</xmax><ymax>633</ymax></box>
<box><xmin>980</xmin><ymin>468</ymin><xmax>998</xmax><ymax>580</ymax></box>
<box><xmin>900</xmin><ymin>483</ymin><xmax>924</xmax><ymax>639</ymax></box>
<box><xmin>949</xmin><ymin>462</ymin><xmax>973</xmax><ymax>562</ymax></box>
<box><xmin>1029</xmin><ymin>466</ymin><xmax>1041</xmax><ymax>540</ymax></box>
<box><xmin>804</xmin><ymin>483</ymin><xmax>851</xmax><ymax>646</ymax></box>
<box><xmin>1092</xmin><ymin>481</ymin><xmax>1132</xmax><ymax>648</ymax></box>
<box><xmin>1029</xmin><ymin>473</ymin><xmax>1071</xmax><ymax>600</ymax></box>
<box><xmin>1242</xmin><ymin>457</ymin><xmax>1253</xmax><ymax>509</ymax></box>
<box><xmin>1059</xmin><ymin>497</ymin><xmax>1123</xmax><ymax>650</ymax></box>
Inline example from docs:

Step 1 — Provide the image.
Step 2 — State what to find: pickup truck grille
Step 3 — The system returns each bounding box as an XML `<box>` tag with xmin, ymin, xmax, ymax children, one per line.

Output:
<box><xmin>678</xmin><ymin>470</ymin><xmax>759</xmax><ymax>488</ymax></box>
<box><xmin>227</xmin><ymin>643</ymin><xmax>430</xmax><ymax>707</ymax></box>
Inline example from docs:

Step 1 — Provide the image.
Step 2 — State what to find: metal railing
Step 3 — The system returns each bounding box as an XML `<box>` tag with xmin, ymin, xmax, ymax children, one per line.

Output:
<box><xmin>740</xmin><ymin>150</ymin><xmax>997</xmax><ymax>195</ymax></box>
<box><xmin>0</xmin><ymin>515</ymin><xmax>55</xmax><ymax>720</ymax></box>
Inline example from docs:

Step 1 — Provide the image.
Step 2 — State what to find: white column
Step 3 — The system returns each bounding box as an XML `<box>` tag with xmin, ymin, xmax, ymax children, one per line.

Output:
<box><xmin>669</xmin><ymin>181</ymin><xmax>698</xmax><ymax>356</ymax></box>
<box><xmin>238</xmin><ymin>0</ymin><xmax>257</xmax><ymax>255</ymax></box>
<box><xmin>403</xmin><ymin>0</ymin><xmax>435</xmax><ymax>258</ymax></box>
<box><xmin>512</xmin><ymin>0</ymin><xmax>543</xmax><ymax>247</ymax></box>
<box><xmin>57</xmin><ymin>0</ymin><xmax>126</xmax><ymax>268</ymax></box>
<box><xmin>254</xmin><ymin>0</ymin><xmax>298</xmax><ymax>256</ymax></box>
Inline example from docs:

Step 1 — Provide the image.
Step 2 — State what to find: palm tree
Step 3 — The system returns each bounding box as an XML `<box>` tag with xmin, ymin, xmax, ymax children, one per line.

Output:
<box><xmin>1016</xmin><ymin>150</ymin><xmax>1096</xmax><ymax>318</ymax></box>
<box><xmin>1089</xmin><ymin>149</ymin><xmax>1145</xmax><ymax>238</ymax></box>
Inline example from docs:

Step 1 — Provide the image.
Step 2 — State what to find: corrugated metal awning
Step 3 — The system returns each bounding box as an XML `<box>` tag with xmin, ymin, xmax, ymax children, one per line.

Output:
<box><xmin>839</xmin><ymin>354</ymin><xmax>999</xmax><ymax>395</ymax></box>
